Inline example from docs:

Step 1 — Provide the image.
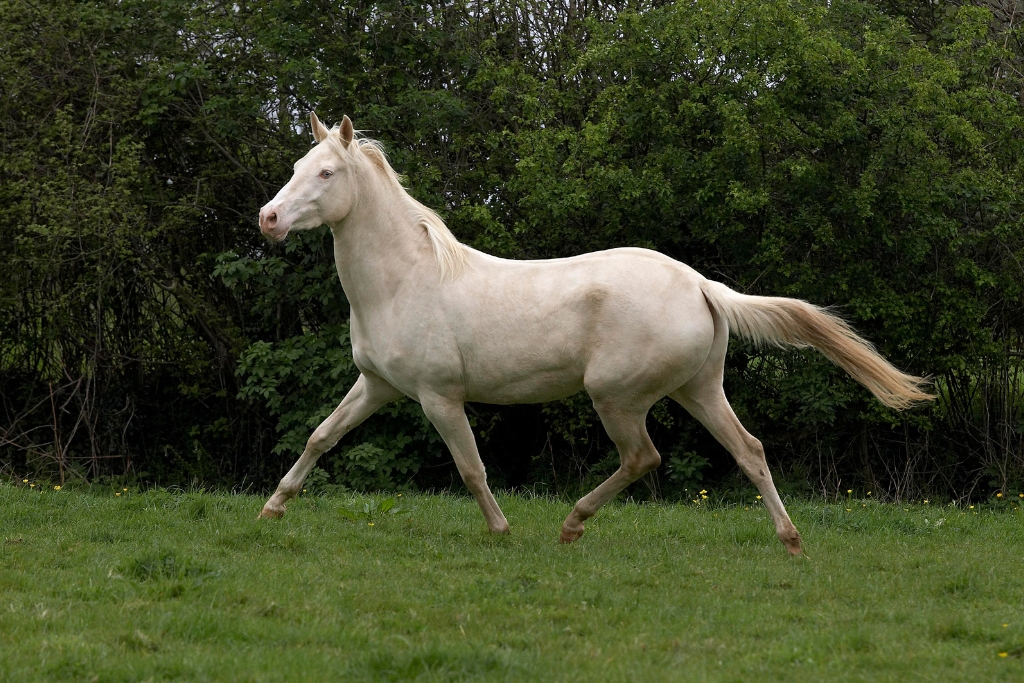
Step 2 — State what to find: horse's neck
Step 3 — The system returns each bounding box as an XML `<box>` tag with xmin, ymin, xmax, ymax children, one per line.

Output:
<box><xmin>331</xmin><ymin>177</ymin><xmax>433</xmax><ymax>313</ymax></box>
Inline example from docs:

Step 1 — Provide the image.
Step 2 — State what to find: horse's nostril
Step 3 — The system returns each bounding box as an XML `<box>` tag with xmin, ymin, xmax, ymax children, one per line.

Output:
<box><xmin>266</xmin><ymin>211</ymin><xmax>278</xmax><ymax>228</ymax></box>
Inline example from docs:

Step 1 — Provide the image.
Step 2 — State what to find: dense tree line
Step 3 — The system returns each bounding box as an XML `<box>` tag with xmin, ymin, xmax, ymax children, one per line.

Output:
<box><xmin>2</xmin><ymin>0</ymin><xmax>1022</xmax><ymax>500</ymax></box>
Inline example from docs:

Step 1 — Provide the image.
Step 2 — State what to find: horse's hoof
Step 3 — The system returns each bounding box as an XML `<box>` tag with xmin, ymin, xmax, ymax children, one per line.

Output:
<box><xmin>490</xmin><ymin>522</ymin><xmax>511</xmax><ymax>535</ymax></box>
<box><xmin>559</xmin><ymin>525</ymin><xmax>585</xmax><ymax>544</ymax></box>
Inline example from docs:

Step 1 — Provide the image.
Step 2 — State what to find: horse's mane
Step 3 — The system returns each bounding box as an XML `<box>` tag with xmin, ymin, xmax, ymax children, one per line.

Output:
<box><xmin>325</xmin><ymin>125</ymin><xmax>468</xmax><ymax>281</ymax></box>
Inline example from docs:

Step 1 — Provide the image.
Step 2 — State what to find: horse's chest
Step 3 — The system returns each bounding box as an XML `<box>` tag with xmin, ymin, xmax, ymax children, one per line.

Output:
<box><xmin>350</xmin><ymin>315</ymin><xmax>452</xmax><ymax>392</ymax></box>
<box><xmin>349</xmin><ymin>320</ymin><xmax>390</xmax><ymax>377</ymax></box>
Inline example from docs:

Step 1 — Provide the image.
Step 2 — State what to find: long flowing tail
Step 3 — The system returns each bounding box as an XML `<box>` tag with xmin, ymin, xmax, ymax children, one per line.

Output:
<box><xmin>698</xmin><ymin>279</ymin><xmax>935</xmax><ymax>410</ymax></box>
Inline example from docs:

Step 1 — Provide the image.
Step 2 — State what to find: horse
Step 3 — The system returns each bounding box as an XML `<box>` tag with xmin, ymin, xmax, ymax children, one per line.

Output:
<box><xmin>255</xmin><ymin>113</ymin><xmax>933</xmax><ymax>555</ymax></box>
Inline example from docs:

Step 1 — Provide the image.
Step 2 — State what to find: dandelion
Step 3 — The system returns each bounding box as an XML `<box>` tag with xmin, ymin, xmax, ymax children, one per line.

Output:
<box><xmin>969</xmin><ymin>505</ymin><xmax>975</xmax><ymax>509</ymax></box>
<box><xmin>397</xmin><ymin>494</ymin><xmax>402</xmax><ymax>497</ymax></box>
<box><xmin>700</xmin><ymin>490</ymin><xmax>707</xmax><ymax>495</ymax></box>
<box><xmin>756</xmin><ymin>495</ymin><xmax>762</xmax><ymax>500</ymax></box>
<box><xmin>867</xmin><ymin>491</ymin><xmax>872</xmax><ymax>496</ymax></box>
<box><xmin>115</xmin><ymin>493</ymin><xmax>121</xmax><ymax>497</ymax></box>
<box><xmin>999</xmin><ymin>652</ymin><xmax>1008</xmax><ymax>658</ymax></box>
<box><xmin>845</xmin><ymin>508</ymin><xmax>851</xmax><ymax>512</ymax></box>
<box><xmin>1004</xmin><ymin>624</ymin><xmax>1009</xmax><ymax>628</ymax></box>
<box><xmin>29</xmin><ymin>484</ymin><xmax>35</xmax><ymax>488</ymax></box>
<box><xmin>997</xmin><ymin>493</ymin><xmax>1003</xmax><ymax>498</ymax></box>
<box><xmin>54</xmin><ymin>485</ymin><xmax>61</xmax><ymax>491</ymax></box>
<box><xmin>862</xmin><ymin>504</ymin><xmax>866</xmax><ymax>507</ymax></box>
<box><xmin>924</xmin><ymin>500</ymin><xmax>929</xmax><ymax>504</ymax></box>
<box><xmin>123</xmin><ymin>488</ymin><xmax>128</xmax><ymax>492</ymax></box>
<box><xmin>368</xmin><ymin>522</ymin><xmax>374</xmax><ymax>527</ymax></box>
<box><xmin>22</xmin><ymin>479</ymin><xmax>28</xmax><ymax>483</ymax></box>
<box><xmin>847</xmin><ymin>489</ymin><xmax>852</xmax><ymax>494</ymax></box>
<box><xmin>302</xmin><ymin>489</ymin><xmax>306</xmax><ymax>493</ymax></box>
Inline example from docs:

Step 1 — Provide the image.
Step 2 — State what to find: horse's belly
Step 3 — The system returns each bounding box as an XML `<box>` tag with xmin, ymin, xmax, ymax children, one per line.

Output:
<box><xmin>462</xmin><ymin>363</ymin><xmax>584</xmax><ymax>404</ymax></box>
<box><xmin>455</xmin><ymin>309</ymin><xmax>589</xmax><ymax>403</ymax></box>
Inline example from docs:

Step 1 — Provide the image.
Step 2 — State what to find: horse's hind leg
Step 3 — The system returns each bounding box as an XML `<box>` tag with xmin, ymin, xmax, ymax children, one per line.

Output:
<box><xmin>670</xmin><ymin>382</ymin><xmax>802</xmax><ymax>555</ymax></box>
<box><xmin>560</xmin><ymin>401</ymin><xmax>661</xmax><ymax>543</ymax></box>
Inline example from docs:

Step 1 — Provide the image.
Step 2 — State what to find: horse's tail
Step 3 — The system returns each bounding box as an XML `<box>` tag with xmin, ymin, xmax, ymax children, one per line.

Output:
<box><xmin>698</xmin><ymin>279</ymin><xmax>935</xmax><ymax>410</ymax></box>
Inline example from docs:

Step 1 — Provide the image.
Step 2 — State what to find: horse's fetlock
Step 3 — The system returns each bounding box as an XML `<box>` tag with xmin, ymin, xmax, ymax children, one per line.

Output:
<box><xmin>570</xmin><ymin>504</ymin><xmax>593</xmax><ymax>523</ymax></box>
<box><xmin>778</xmin><ymin>525</ymin><xmax>803</xmax><ymax>555</ymax></box>
<box><xmin>277</xmin><ymin>482</ymin><xmax>301</xmax><ymax>499</ymax></box>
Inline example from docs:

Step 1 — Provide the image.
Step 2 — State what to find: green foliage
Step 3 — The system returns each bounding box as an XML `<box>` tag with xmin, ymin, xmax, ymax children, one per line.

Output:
<box><xmin>337</xmin><ymin>494</ymin><xmax>410</xmax><ymax>524</ymax></box>
<box><xmin>667</xmin><ymin>448</ymin><xmax>710</xmax><ymax>491</ymax></box>
<box><xmin>1</xmin><ymin>0</ymin><xmax>1021</xmax><ymax>499</ymax></box>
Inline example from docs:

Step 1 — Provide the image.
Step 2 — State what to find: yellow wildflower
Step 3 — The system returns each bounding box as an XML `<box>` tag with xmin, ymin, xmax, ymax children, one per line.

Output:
<box><xmin>29</xmin><ymin>483</ymin><xmax>35</xmax><ymax>488</ymax></box>
<box><xmin>115</xmin><ymin>493</ymin><xmax>121</xmax><ymax>497</ymax></box>
<box><xmin>996</xmin><ymin>493</ymin><xmax>1003</xmax><ymax>498</ymax></box>
<box><xmin>847</xmin><ymin>489</ymin><xmax>852</xmax><ymax>494</ymax></box>
<box><xmin>22</xmin><ymin>479</ymin><xmax>28</xmax><ymax>483</ymax></box>
<box><xmin>969</xmin><ymin>505</ymin><xmax>975</xmax><ymax>509</ymax></box>
<box><xmin>368</xmin><ymin>522</ymin><xmax>374</xmax><ymax>526</ymax></box>
<box><xmin>756</xmin><ymin>495</ymin><xmax>762</xmax><ymax>500</ymax></box>
<box><xmin>999</xmin><ymin>652</ymin><xmax>1008</xmax><ymax>658</ymax></box>
<box><xmin>54</xmin><ymin>485</ymin><xmax>61</xmax><ymax>491</ymax></box>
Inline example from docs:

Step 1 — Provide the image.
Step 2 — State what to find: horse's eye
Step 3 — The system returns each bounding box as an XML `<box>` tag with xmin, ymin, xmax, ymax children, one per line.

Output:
<box><xmin>320</xmin><ymin>170</ymin><xmax>333</xmax><ymax>179</ymax></box>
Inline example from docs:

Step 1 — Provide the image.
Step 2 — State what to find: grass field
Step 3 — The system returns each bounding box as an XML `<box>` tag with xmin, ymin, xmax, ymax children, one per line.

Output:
<box><xmin>1</xmin><ymin>483</ymin><xmax>1023</xmax><ymax>682</ymax></box>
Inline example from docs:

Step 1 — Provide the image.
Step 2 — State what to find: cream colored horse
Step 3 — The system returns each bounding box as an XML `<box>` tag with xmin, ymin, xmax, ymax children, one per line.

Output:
<box><xmin>256</xmin><ymin>113</ymin><xmax>933</xmax><ymax>554</ymax></box>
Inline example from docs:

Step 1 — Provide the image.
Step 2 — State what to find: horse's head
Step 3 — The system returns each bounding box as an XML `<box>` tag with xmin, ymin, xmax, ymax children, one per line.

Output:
<box><xmin>259</xmin><ymin>113</ymin><xmax>359</xmax><ymax>241</ymax></box>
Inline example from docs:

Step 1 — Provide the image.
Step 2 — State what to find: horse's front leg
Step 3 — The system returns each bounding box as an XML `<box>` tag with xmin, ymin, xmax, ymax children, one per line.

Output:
<box><xmin>420</xmin><ymin>396</ymin><xmax>510</xmax><ymax>534</ymax></box>
<box><xmin>259</xmin><ymin>373</ymin><xmax>402</xmax><ymax>519</ymax></box>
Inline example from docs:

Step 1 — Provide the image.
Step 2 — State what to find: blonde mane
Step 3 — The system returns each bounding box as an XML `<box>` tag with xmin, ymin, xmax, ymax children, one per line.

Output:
<box><xmin>325</xmin><ymin>126</ymin><xmax>469</xmax><ymax>281</ymax></box>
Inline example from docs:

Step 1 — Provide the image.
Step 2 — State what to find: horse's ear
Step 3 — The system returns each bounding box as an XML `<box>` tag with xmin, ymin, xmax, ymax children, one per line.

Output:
<box><xmin>310</xmin><ymin>112</ymin><xmax>329</xmax><ymax>143</ymax></box>
<box><xmin>340</xmin><ymin>115</ymin><xmax>354</xmax><ymax>146</ymax></box>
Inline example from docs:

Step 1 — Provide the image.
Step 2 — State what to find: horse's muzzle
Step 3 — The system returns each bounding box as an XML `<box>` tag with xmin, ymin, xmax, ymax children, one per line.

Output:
<box><xmin>258</xmin><ymin>205</ymin><xmax>289</xmax><ymax>241</ymax></box>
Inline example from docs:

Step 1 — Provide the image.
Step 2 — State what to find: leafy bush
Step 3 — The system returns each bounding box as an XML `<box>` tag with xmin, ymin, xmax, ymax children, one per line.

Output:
<box><xmin>1</xmin><ymin>0</ymin><xmax>1021</xmax><ymax>500</ymax></box>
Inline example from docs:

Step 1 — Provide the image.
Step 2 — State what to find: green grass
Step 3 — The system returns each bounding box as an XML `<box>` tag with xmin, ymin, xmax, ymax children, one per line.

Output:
<box><xmin>1</xmin><ymin>484</ymin><xmax>1023</xmax><ymax>682</ymax></box>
